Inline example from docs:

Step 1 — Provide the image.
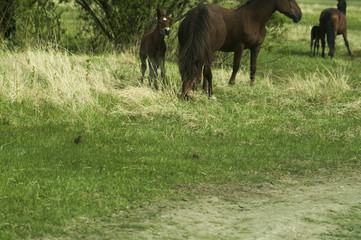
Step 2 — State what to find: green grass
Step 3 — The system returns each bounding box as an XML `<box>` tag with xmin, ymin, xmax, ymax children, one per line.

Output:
<box><xmin>1</xmin><ymin>0</ymin><xmax>361</xmax><ymax>239</ymax></box>
<box><xmin>305</xmin><ymin>204</ymin><xmax>361</xmax><ymax>239</ymax></box>
<box><xmin>327</xmin><ymin>204</ymin><xmax>361</xmax><ymax>239</ymax></box>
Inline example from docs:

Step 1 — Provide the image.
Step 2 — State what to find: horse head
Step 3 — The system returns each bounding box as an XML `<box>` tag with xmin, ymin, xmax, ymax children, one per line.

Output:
<box><xmin>275</xmin><ymin>0</ymin><xmax>302</xmax><ymax>23</ymax></box>
<box><xmin>337</xmin><ymin>0</ymin><xmax>346</xmax><ymax>15</ymax></box>
<box><xmin>157</xmin><ymin>9</ymin><xmax>172</xmax><ymax>36</ymax></box>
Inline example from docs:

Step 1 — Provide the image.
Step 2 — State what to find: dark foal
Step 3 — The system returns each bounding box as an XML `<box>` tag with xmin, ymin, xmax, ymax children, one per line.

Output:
<box><xmin>140</xmin><ymin>9</ymin><xmax>171</xmax><ymax>89</ymax></box>
<box><xmin>178</xmin><ymin>0</ymin><xmax>302</xmax><ymax>99</ymax></box>
<box><xmin>319</xmin><ymin>0</ymin><xmax>352</xmax><ymax>58</ymax></box>
<box><xmin>310</xmin><ymin>26</ymin><xmax>320</xmax><ymax>56</ymax></box>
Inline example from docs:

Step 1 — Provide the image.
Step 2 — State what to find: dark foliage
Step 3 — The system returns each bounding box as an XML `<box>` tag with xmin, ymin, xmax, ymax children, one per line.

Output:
<box><xmin>1</xmin><ymin>0</ymin><xmax>62</xmax><ymax>47</ymax></box>
<box><xmin>72</xmin><ymin>0</ymin><xmax>235</xmax><ymax>49</ymax></box>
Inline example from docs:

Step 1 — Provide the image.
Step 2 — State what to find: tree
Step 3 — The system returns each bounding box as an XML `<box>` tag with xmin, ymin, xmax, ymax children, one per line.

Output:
<box><xmin>1</xmin><ymin>0</ymin><xmax>62</xmax><ymax>46</ymax></box>
<box><xmin>73</xmin><ymin>0</ymin><xmax>207</xmax><ymax>48</ymax></box>
<box><xmin>0</xmin><ymin>0</ymin><xmax>16</xmax><ymax>39</ymax></box>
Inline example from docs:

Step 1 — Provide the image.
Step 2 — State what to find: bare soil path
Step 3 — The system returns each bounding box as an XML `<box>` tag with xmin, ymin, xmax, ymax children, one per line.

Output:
<box><xmin>117</xmin><ymin>174</ymin><xmax>361</xmax><ymax>240</ymax></box>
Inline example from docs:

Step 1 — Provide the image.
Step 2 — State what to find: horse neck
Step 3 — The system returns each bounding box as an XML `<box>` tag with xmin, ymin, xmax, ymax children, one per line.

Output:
<box><xmin>239</xmin><ymin>0</ymin><xmax>276</xmax><ymax>26</ymax></box>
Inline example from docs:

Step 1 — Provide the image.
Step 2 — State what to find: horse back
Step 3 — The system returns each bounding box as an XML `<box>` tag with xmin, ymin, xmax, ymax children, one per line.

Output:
<box><xmin>320</xmin><ymin>8</ymin><xmax>347</xmax><ymax>34</ymax></box>
<box><xmin>211</xmin><ymin>5</ymin><xmax>265</xmax><ymax>51</ymax></box>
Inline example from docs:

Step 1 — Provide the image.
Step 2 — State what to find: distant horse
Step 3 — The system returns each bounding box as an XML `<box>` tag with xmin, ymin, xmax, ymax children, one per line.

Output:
<box><xmin>319</xmin><ymin>0</ymin><xmax>352</xmax><ymax>58</ymax></box>
<box><xmin>140</xmin><ymin>9</ymin><xmax>171</xmax><ymax>90</ymax></box>
<box><xmin>178</xmin><ymin>0</ymin><xmax>302</xmax><ymax>98</ymax></box>
<box><xmin>310</xmin><ymin>26</ymin><xmax>320</xmax><ymax>57</ymax></box>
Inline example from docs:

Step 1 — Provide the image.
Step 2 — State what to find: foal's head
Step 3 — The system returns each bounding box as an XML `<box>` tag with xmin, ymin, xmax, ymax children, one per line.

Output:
<box><xmin>275</xmin><ymin>0</ymin><xmax>302</xmax><ymax>23</ymax></box>
<box><xmin>156</xmin><ymin>9</ymin><xmax>172</xmax><ymax>36</ymax></box>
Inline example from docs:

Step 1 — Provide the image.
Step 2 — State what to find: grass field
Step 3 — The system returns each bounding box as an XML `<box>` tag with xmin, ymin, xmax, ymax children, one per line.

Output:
<box><xmin>1</xmin><ymin>0</ymin><xmax>361</xmax><ymax>239</ymax></box>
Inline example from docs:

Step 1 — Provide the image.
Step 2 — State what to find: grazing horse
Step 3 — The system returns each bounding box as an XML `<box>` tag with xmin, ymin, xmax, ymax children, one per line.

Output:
<box><xmin>310</xmin><ymin>26</ymin><xmax>320</xmax><ymax>56</ymax></box>
<box><xmin>178</xmin><ymin>0</ymin><xmax>302</xmax><ymax>98</ymax></box>
<box><xmin>319</xmin><ymin>0</ymin><xmax>352</xmax><ymax>58</ymax></box>
<box><xmin>140</xmin><ymin>9</ymin><xmax>171</xmax><ymax>90</ymax></box>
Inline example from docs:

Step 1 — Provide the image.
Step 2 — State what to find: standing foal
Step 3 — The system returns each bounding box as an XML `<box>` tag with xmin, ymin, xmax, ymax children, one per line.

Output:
<box><xmin>140</xmin><ymin>9</ymin><xmax>171</xmax><ymax>90</ymax></box>
<box><xmin>310</xmin><ymin>25</ymin><xmax>320</xmax><ymax>56</ymax></box>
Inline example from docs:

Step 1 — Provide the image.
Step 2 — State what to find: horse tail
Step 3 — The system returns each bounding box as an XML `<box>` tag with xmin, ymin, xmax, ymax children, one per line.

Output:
<box><xmin>178</xmin><ymin>5</ymin><xmax>212</xmax><ymax>93</ymax></box>
<box><xmin>324</xmin><ymin>12</ymin><xmax>335</xmax><ymax>57</ymax></box>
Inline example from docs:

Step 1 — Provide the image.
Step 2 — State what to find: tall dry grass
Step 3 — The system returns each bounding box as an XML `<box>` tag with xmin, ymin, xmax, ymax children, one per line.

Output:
<box><xmin>0</xmin><ymin>45</ymin><xmax>357</xmax><ymax>118</ymax></box>
<box><xmin>0</xmin><ymin>48</ymin><xmax>183</xmax><ymax>117</ymax></box>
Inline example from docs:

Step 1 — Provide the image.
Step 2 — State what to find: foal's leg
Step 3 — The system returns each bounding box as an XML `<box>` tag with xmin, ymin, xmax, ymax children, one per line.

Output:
<box><xmin>228</xmin><ymin>46</ymin><xmax>244</xmax><ymax>85</ymax></box>
<box><xmin>159</xmin><ymin>56</ymin><xmax>167</xmax><ymax>87</ymax></box>
<box><xmin>342</xmin><ymin>32</ymin><xmax>353</xmax><ymax>57</ymax></box>
<box><xmin>316</xmin><ymin>38</ymin><xmax>320</xmax><ymax>55</ymax></box>
<box><xmin>310</xmin><ymin>35</ymin><xmax>314</xmax><ymax>56</ymax></box>
<box><xmin>140</xmin><ymin>55</ymin><xmax>147</xmax><ymax>84</ymax></box>
<box><xmin>148</xmin><ymin>58</ymin><xmax>158</xmax><ymax>89</ymax></box>
<box><xmin>250</xmin><ymin>45</ymin><xmax>261</xmax><ymax>86</ymax></box>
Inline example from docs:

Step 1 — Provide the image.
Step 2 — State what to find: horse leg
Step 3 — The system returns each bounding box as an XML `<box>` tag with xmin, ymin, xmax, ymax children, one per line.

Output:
<box><xmin>159</xmin><ymin>56</ymin><xmax>167</xmax><ymax>88</ymax></box>
<box><xmin>202</xmin><ymin>66</ymin><xmax>208</xmax><ymax>94</ymax></box>
<box><xmin>203</xmin><ymin>64</ymin><xmax>213</xmax><ymax>98</ymax></box>
<box><xmin>228</xmin><ymin>46</ymin><xmax>244</xmax><ymax>85</ymax></box>
<box><xmin>204</xmin><ymin>54</ymin><xmax>214</xmax><ymax>95</ymax></box>
<box><xmin>140</xmin><ymin>55</ymin><xmax>147</xmax><ymax>84</ymax></box>
<box><xmin>153</xmin><ymin>58</ymin><xmax>160</xmax><ymax>90</ymax></box>
<box><xmin>250</xmin><ymin>45</ymin><xmax>261</xmax><ymax>86</ymax></box>
<box><xmin>310</xmin><ymin>36</ymin><xmax>314</xmax><ymax>56</ymax></box>
<box><xmin>148</xmin><ymin>58</ymin><xmax>158</xmax><ymax>89</ymax></box>
<box><xmin>328</xmin><ymin>31</ymin><xmax>337</xmax><ymax>58</ymax></box>
<box><xmin>342</xmin><ymin>32</ymin><xmax>353</xmax><ymax>57</ymax></box>
<box><xmin>321</xmin><ymin>33</ymin><xmax>326</xmax><ymax>58</ymax></box>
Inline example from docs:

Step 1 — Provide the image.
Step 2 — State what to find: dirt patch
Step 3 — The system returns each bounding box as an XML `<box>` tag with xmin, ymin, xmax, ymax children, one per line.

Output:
<box><xmin>118</xmin><ymin>174</ymin><xmax>361</xmax><ymax>240</ymax></box>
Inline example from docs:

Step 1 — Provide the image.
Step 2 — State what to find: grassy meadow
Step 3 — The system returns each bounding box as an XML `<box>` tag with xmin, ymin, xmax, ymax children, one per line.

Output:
<box><xmin>1</xmin><ymin>0</ymin><xmax>361</xmax><ymax>238</ymax></box>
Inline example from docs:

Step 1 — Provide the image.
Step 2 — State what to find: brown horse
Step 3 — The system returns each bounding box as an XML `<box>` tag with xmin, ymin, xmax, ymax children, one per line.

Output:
<box><xmin>140</xmin><ymin>9</ymin><xmax>171</xmax><ymax>90</ymax></box>
<box><xmin>319</xmin><ymin>0</ymin><xmax>352</xmax><ymax>58</ymax></box>
<box><xmin>178</xmin><ymin>0</ymin><xmax>302</xmax><ymax>98</ymax></box>
<box><xmin>310</xmin><ymin>26</ymin><xmax>320</xmax><ymax>57</ymax></box>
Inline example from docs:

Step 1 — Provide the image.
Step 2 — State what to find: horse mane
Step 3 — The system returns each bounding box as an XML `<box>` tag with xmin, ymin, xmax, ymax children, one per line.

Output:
<box><xmin>244</xmin><ymin>0</ymin><xmax>253</xmax><ymax>6</ymax></box>
<box><xmin>235</xmin><ymin>0</ymin><xmax>253</xmax><ymax>10</ymax></box>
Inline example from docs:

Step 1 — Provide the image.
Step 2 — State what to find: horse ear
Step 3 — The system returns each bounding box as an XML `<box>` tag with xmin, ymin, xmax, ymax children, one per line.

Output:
<box><xmin>157</xmin><ymin>9</ymin><xmax>161</xmax><ymax>19</ymax></box>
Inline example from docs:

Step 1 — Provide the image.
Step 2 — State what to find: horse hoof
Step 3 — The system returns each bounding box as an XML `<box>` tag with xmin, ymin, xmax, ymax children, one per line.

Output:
<box><xmin>209</xmin><ymin>95</ymin><xmax>217</xmax><ymax>101</ymax></box>
<box><xmin>228</xmin><ymin>81</ymin><xmax>235</xmax><ymax>85</ymax></box>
